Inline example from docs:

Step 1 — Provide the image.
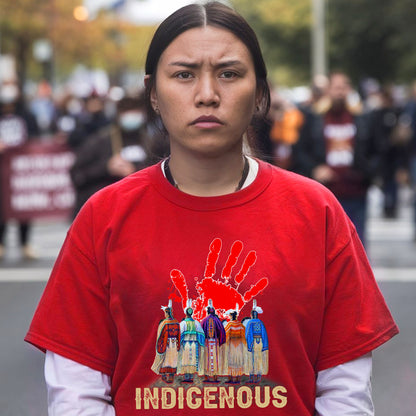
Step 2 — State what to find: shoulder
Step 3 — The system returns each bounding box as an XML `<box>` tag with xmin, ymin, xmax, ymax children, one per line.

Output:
<box><xmin>72</xmin><ymin>163</ymin><xmax>161</xmax><ymax>231</ymax></box>
<box><xmin>261</xmin><ymin>162</ymin><xmax>355</xmax><ymax>249</ymax></box>
<box><xmin>265</xmin><ymin>162</ymin><xmax>338</xmax><ymax>205</ymax></box>
<box><xmin>89</xmin><ymin>163</ymin><xmax>159</xmax><ymax>205</ymax></box>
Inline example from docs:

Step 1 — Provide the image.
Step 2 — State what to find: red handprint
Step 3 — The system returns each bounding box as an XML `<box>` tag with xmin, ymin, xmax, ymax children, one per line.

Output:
<box><xmin>170</xmin><ymin>238</ymin><xmax>269</xmax><ymax>321</ymax></box>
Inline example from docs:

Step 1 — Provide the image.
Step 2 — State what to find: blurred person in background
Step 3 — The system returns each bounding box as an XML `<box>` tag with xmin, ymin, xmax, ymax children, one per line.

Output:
<box><xmin>69</xmin><ymin>92</ymin><xmax>155</xmax><ymax>217</ymax></box>
<box><xmin>0</xmin><ymin>81</ymin><xmax>39</xmax><ymax>260</ymax></box>
<box><xmin>29</xmin><ymin>80</ymin><xmax>56</xmax><ymax>136</ymax></box>
<box><xmin>266</xmin><ymin>89</ymin><xmax>304</xmax><ymax>170</ymax></box>
<box><xmin>66</xmin><ymin>91</ymin><xmax>111</xmax><ymax>150</ymax></box>
<box><xmin>403</xmin><ymin>81</ymin><xmax>416</xmax><ymax>240</ymax></box>
<box><xmin>249</xmin><ymin>87</ymin><xmax>304</xmax><ymax>169</ymax></box>
<box><xmin>53</xmin><ymin>92</ymin><xmax>84</xmax><ymax>143</ymax></box>
<box><xmin>308</xmin><ymin>74</ymin><xmax>329</xmax><ymax>114</ymax></box>
<box><xmin>295</xmin><ymin>72</ymin><xmax>380</xmax><ymax>246</ymax></box>
<box><xmin>368</xmin><ymin>87</ymin><xmax>411</xmax><ymax>219</ymax></box>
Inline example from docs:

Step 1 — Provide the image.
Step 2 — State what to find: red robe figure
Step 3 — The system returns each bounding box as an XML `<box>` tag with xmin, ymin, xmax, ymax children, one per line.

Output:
<box><xmin>151</xmin><ymin>300</ymin><xmax>180</xmax><ymax>383</ymax></box>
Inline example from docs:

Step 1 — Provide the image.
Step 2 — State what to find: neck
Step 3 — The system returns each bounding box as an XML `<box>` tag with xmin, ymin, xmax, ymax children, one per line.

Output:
<box><xmin>168</xmin><ymin>148</ymin><xmax>246</xmax><ymax>197</ymax></box>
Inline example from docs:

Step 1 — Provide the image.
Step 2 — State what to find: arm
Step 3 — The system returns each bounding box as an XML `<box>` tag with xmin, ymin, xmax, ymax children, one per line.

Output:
<box><xmin>45</xmin><ymin>350</ymin><xmax>115</xmax><ymax>416</ymax></box>
<box><xmin>292</xmin><ymin>110</ymin><xmax>326</xmax><ymax>177</ymax></box>
<box><xmin>315</xmin><ymin>352</ymin><xmax>374</xmax><ymax>416</ymax></box>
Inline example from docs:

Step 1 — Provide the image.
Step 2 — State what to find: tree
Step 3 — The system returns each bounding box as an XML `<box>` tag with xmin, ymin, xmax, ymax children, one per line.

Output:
<box><xmin>233</xmin><ymin>0</ymin><xmax>416</xmax><ymax>86</ymax></box>
<box><xmin>0</xmin><ymin>0</ymin><xmax>156</xmax><ymax>88</ymax></box>
<box><xmin>232</xmin><ymin>0</ymin><xmax>311</xmax><ymax>86</ymax></box>
<box><xmin>327</xmin><ymin>0</ymin><xmax>401</xmax><ymax>84</ymax></box>
<box><xmin>329</xmin><ymin>0</ymin><xmax>416</xmax><ymax>84</ymax></box>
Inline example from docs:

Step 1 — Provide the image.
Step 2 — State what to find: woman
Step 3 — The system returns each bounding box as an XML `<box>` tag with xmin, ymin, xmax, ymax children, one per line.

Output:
<box><xmin>151</xmin><ymin>300</ymin><xmax>180</xmax><ymax>384</ymax></box>
<box><xmin>176</xmin><ymin>302</ymin><xmax>205</xmax><ymax>383</ymax></box>
<box><xmin>245</xmin><ymin>300</ymin><xmax>269</xmax><ymax>383</ymax></box>
<box><xmin>223</xmin><ymin>306</ymin><xmax>247</xmax><ymax>384</ymax></box>
<box><xmin>201</xmin><ymin>300</ymin><xmax>226</xmax><ymax>383</ymax></box>
<box><xmin>25</xmin><ymin>2</ymin><xmax>398</xmax><ymax>415</ymax></box>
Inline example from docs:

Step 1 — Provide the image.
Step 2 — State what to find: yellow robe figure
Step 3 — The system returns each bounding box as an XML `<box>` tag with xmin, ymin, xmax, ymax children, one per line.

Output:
<box><xmin>223</xmin><ymin>310</ymin><xmax>247</xmax><ymax>383</ymax></box>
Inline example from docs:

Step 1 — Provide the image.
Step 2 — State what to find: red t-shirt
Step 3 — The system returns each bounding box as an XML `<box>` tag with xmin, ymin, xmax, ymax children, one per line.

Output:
<box><xmin>25</xmin><ymin>161</ymin><xmax>398</xmax><ymax>415</ymax></box>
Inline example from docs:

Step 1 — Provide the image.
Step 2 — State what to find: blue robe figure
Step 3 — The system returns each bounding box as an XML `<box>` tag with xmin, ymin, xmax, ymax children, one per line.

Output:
<box><xmin>245</xmin><ymin>299</ymin><xmax>269</xmax><ymax>383</ymax></box>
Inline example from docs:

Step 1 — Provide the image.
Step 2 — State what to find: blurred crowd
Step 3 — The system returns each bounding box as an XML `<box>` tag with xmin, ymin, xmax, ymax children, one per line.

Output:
<box><xmin>250</xmin><ymin>73</ymin><xmax>416</xmax><ymax>247</ymax></box>
<box><xmin>1</xmin><ymin>71</ymin><xmax>416</xmax><ymax>259</ymax></box>
<box><xmin>0</xmin><ymin>79</ymin><xmax>169</xmax><ymax>260</ymax></box>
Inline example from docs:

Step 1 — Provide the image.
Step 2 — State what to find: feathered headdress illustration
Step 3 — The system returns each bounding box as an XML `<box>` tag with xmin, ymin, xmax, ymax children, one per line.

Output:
<box><xmin>252</xmin><ymin>299</ymin><xmax>263</xmax><ymax>314</ymax></box>
<box><xmin>225</xmin><ymin>303</ymin><xmax>240</xmax><ymax>316</ymax></box>
<box><xmin>184</xmin><ymin>298</ymin><xmax>193</xmax><ymax>314</ymax></box>
<box><xmin>161</xmin><ymin>299</ymin><xmax>172</xmax><ymax>311</ymax></box>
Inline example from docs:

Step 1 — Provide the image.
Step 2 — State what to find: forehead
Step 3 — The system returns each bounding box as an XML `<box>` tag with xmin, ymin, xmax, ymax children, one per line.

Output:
<box><xmin>157</xmin><ymin>26</ymin><xmax>254</xmax><ymax>67</ymax></box>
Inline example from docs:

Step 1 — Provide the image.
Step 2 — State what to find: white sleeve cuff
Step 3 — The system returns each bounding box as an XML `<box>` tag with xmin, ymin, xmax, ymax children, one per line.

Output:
<box><xmin>315</xmin><ymin>352</ymin><xmax>374</xmax><ymax>416</ymax></box>
<box><xmin>45</xmin><ymin>350</ymin><xmax>115</xmax><ymax>416</ymax></box>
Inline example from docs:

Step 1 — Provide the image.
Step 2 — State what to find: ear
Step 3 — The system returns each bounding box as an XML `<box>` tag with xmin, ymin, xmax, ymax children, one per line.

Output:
<box><xmin>255</xmin><ymin>86</ymin><xmax>263</xmax><ymax>112</ymax></box>
<box><xmin>144</xmin><ymin>74</ymin><xmax>158</xmax><ymax>112</ymax></box>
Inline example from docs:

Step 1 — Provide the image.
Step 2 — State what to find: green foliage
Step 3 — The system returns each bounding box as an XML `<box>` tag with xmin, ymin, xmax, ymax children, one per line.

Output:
<box><xmin>2</xmin><ymin>0</ymin><xmax>416</xmax><ymax>88</ymax></box>
<box><xmin>231</xmin><ymin>0</ymin><xmax>311</xmax><ymax>86</ymax></box>
<box><xmin>0</xmin><ymin>0</ymin><xmax>156</xmax><ymax>86</ymax></box>
<box><xmin>327</xmin><ymin>0</ymin><xmax>399</xmax><ymax>83</ymax></box>
<box><xmin>233</xmin><ymin>0</ymin><xmax>416</xmax><ymax>86</ymax></box>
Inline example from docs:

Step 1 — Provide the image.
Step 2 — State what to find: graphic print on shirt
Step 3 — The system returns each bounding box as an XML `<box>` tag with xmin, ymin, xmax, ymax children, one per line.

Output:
<box><xmin>324</xmin><ymin>121</ymin><xmax>356</xmax><ymax>167</ymax></box>
<box><xmin>170</xmin><ymin>238</ymin><xmax>269</xmax><ymax>322</ymax></box>
<box><xmin>139</xmin><ymin>238</ymin><xmax>288</xmax><ymax>411</ymax></box>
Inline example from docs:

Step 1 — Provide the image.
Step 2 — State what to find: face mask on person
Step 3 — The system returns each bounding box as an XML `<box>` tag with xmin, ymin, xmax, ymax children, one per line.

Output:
<box><xmin>118</xmin><ymin>111</ymin><xmax>145</xmax><ymax>132</ymax></box>
<box><xmin>66</xmin><ymin>98</ymin><xmax>83</xmax><ymax>116</ymax></box>
<box><xmin>0</xmin><ymin>84</ymin><xmax>19</xmax><ymax>104</ymax></box>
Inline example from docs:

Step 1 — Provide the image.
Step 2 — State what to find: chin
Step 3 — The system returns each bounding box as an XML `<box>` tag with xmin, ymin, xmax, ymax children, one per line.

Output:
<box><xmin>192</xmin><ymin>141</ymin><xmax>242</xmax><ymax>159</ymax></box>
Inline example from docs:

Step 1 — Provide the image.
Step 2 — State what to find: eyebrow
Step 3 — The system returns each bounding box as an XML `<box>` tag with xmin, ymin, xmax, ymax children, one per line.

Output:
<box><xmin>168</xmin><ymin>60</ymin><xmax>244</xmax><ymax>69</ymax></box>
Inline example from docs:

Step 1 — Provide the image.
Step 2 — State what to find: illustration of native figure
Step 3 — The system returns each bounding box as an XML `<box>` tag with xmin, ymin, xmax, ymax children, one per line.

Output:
<box><xmin>223</xmin><ymin>304</ymin><xmax>247</xmax><ymax>384</ymax></box>
<box><xmin>245</xmin><ymin>299</ymin><xmax>269</xmax><ymax>383</ymax></box>
<box><xmin>151</xmin><ymin>300</ymin><xmax>180</xmax><ymax>383</ymax></box>
<box><xmin>201</xmin><ymin>299</ymin><xmax>226</xmax><ymax>383</ymax></box>
<box><xmin>177</xmin><ymin>299</ymin><xmax>205</xmax><ymax>383</ymax></box>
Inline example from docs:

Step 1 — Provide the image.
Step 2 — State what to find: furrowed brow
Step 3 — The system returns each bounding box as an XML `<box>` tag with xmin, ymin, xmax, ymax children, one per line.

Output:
<box><xmin>168</xmin><ymin>61</ymin><xmax>199</xmax><ymax>69</ymax></box>
<box><xmin>168</xmin><ymin>60</ymin><xmax>244</xmax><ymax>69</ymax></box>
<box><xmin>215</xmin><ymin>60</ymin><xmax>243</xmax><ymax>69</ymax></box>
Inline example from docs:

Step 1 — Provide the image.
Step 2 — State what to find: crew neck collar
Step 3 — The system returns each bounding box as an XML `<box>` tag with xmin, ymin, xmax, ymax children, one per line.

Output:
<box><xmin>150</xmin><ymin>159</ymin><xmax>273</xmax><ymax>211</ymax></box>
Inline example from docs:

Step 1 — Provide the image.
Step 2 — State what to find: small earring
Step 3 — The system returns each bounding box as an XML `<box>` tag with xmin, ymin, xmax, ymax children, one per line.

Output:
<box><xmin>154</xmin><ymin>105</ymin><xmax>160</xmax><ymax>115</ymax></box>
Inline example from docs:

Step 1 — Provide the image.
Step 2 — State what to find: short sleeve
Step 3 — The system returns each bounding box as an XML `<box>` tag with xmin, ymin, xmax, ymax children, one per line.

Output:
<box><xmin>316</xmin><ymin>223</ymin><xmax>399</xmax><ymax>372</ymax></box>
<box><xmin>25</xmin><ymin>202</ymin><xmax>117</xmax><ymax>375</ymax></box>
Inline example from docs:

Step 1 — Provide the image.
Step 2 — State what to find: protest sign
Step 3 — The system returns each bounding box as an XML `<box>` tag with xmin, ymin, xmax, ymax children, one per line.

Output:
<box><xmin>1</xmin><ymin>141</ymin><xmax>75</xmax><ymax>220</ymax></box>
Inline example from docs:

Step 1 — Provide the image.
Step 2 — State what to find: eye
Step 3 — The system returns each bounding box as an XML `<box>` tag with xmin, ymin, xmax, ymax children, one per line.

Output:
<box><xmin>220</xmin><ymin>71</ymin><xmax>238</xmax><ymax>79</ymax></box>
<box><xmin>175</xmin><ymin>71</ymin><xmax>193</xmax><ymax>80</ymax></box>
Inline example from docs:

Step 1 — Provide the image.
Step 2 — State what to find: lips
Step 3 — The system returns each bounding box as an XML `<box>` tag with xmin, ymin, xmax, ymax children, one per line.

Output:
<box><xmin>190</xmin><ymin>115</ymin><xmax>224</xmax><ymax>126</ymax></box>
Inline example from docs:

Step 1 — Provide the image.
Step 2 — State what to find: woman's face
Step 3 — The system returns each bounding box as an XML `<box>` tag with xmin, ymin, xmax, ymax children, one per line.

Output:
<box><xmin>150</xmin><ymin>26</ymin><xmax>259</xmax><ymax>159</ymax></box>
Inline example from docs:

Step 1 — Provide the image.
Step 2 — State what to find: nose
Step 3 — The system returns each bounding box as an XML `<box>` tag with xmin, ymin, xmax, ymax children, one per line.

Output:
<box><xmin>195</xmin><ymin>74</ymin><xmax>219</xmax><ymax>107</ymax></box>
